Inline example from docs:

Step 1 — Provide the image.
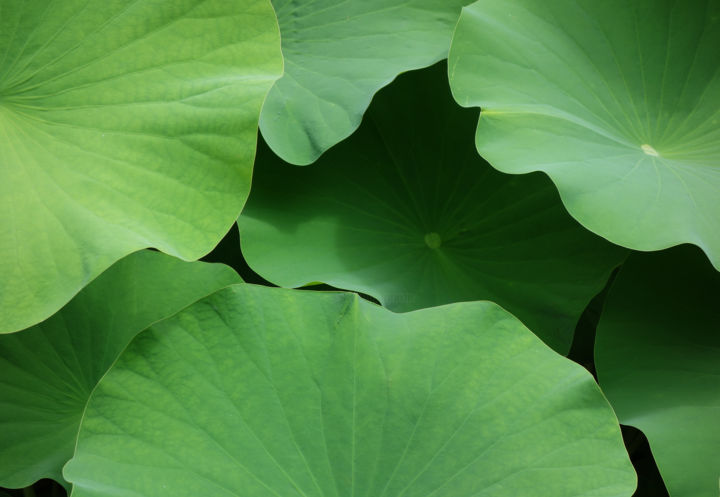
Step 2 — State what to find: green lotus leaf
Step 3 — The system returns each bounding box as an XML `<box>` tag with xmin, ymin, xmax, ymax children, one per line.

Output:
<box><xmin>595</xmin><ymin>246</ymin><xmax>720</xmax><ymax>497</ymax></box>
<box><xmin>0</xmin><ymin>251</ymin><xmax>241</xmax><ymax>489</ymax></box>
<box><xmin>64</xmin><ymin>284</ymin><xmax>636</xmax><ymax>497</ymax></box>
<box><xmin>238</xmin><ymin>63</ymin><xmax>627</xmax><ymax>353</ymax></box>
<box><xmin>0</xmin><ymin>0</ymin><xmax>282</xmax><ymax>334</ymax></box>
<box><xmin>259</xmin><ymin>0</ymin><xmax>470</xmax><ymax>165</ymax></box>
<box><xmin>448</xmin><ymin>0</ymin><xmax>720</xmax><ymax>269</ymax></box>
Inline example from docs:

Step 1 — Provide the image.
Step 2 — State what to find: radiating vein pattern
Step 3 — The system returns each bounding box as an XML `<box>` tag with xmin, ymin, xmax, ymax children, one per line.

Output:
<box><xmin>449</xmin><ymin>0</ymin><xmax>720</xmax><ymax>268</ymax></box>
<box><xmin>65</xmin><ymin>285</ymin><xmax>636</xmax><ymax>497</ymax></box>
<box><xmin>0</xmin><ymin>0</ymin><xmax>282</xmax><ymax>333</ymax></box>
<box><xmin>259</xmin><ymin>0</ymin><xmax>470</xmax><ymax>164</ymax></box>
<box><xmin>240</xmin><ymin>63</ymin><xmax>627</xmax><ymax>352</ymax></box>
<box><xmin>0</xmin><ymin>251</ymin><xmax>240</xmax><ymax>488</ymax></box>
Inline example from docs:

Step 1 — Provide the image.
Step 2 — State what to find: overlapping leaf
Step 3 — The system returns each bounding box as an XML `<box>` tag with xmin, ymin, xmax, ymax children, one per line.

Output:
<box><xmin>0</xmin><ymin>251</ymin><xmax>240</xmax><ymax>489</ymax></box>
<box><xmin>65</xmin><ymin>284</ymin><xmax>636</xmax><ymax>497</ymax></box>
<box><xmin>260</xmin><ymin>0</ymin><xmax>470</xmax><ymax>164</ymax></box>
<box><xmin>595</xmin><ymin>246</ymin><xmax>720</xmax><ymax>497</ymax></box>
<box><xmin>0</xmin><ymin>0</ymin><xmax>282</xmax><ymax>334</ymax></box>
<box><xmin>239</xmin><ymin>63</ymin><xmax>627</xmax><ymax>352</ymax></box>
<box><xmin>449</xmin><ymin>0</ymin><xmax>720</xmax><ymax>269</ymax></box>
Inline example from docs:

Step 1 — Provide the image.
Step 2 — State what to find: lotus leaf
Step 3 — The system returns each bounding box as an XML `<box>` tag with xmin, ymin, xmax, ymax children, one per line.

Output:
<box><xmin>595</xmin><ymin>246</ymin><xmax>720</xmax><ymax>497</ymax></box>
<box><xmin>449</xmin><ymin>0</ymin><xmax>720</xmax><ymax>269</ymax></box>
<box><xmin>239</xmin><ymin>63</ymin><xmax>627</xmax><ymax>352</ymax></box>
<box><xmin>0</xmin><ymin>251</ymin><xmax>240</xmax><ymax>488</ymax></box>
<box><xmin>0</xmin><ymin>0</ymin><xmax>282</xmax><ymax>333</ymax></box>
<box><xmin>260</xmin><ymin>0</ymin><xmax>470</xmax><ymax>164</ymax></box>
<box><xmin>65</xmin><ymin>284</ymin><xmax>636</xmax><ymax>497</ymax></box>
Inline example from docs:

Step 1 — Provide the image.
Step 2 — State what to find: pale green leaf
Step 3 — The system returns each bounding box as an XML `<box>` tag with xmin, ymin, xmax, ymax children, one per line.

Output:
<box><xmin>0</xmin><ymin>0</ymin><xmax>282</xmax><ymax>333</ymax></box>
<box><xmin>449</xmin><ymin>0</ymin><xmax>720</xmax><ymax>269</ymax></box>
<box><xmin>260</xmin><ymin>0</ymin><xmax>470</xmax><ymax>164</ymax></box>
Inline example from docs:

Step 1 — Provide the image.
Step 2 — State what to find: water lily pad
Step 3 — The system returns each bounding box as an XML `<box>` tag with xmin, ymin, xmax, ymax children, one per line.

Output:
<box><xmin>260</xmin><ymin>0</ymin><xmax>470</xmax><ymax>164</ymax></box>
<box><xmin>0</xmin><ymin>251</ymin><xmax>240</xmax><ymax>489</ymax></box>
<box><xmin>449</xmin><ymin>0</ymin><xmax>720</xmax><ymax>269</ymax></box>
<box><xmin>0</xmin><ymin>0</ymin><xmax>282</xmax><ymax>334</ymax></box>
<box><xmin>595</xmin><ymin>246</ymin><xmax>720</xmax><ymax>497</ymax></box>
<box><xmin>239</xmin><ymin>63</ymin><xmax>627</xmax><ymax>352</ymax></box>
<box><xmin>65</xmin><ymin>284</ymin><xmax>636</xmax><ymax>497</ymax></box>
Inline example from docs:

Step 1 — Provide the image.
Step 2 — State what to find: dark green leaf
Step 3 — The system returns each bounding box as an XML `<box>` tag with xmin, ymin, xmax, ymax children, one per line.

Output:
<box><xmin>239</xmin><ymin>63</ymin><xmax>627</xmax><ymax>352</ymax></box>
<box><xmin>596</xmin><ymin>246</ymin><xmax>720</xmax><ymax>497</ymax></box>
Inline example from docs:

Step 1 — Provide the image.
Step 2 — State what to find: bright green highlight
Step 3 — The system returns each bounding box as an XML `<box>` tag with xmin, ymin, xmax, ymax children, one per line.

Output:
<box><xmin>0</xmin><ymin>0</ymin><xmax>282</xmax><ymax>334</ymax></box>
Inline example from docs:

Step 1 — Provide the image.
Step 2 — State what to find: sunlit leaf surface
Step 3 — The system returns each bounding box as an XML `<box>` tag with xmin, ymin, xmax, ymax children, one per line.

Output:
<box><xmin>65</xmin><ymin>284</ymin><xmax>636</xmax><ymax>497</ymax></box>
<box><xmin>0</xmin><ymin>0</ymin><xmax>282</xmax><ymax>333</ymax></box>
<box><xmin>260</xmin><ymin>0</ymin><xmax>470</xmax><ymax>164</ymax></box>
<box><xmin>449</xmin><ymin>0</ymin><xmax>720</xmax><ymax>269</ymax></box>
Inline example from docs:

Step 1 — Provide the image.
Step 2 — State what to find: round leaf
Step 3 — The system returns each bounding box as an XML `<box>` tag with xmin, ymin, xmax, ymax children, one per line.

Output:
<box><xmin>0</xmin><ymin>251</ymin><xmax>241</xmax><ymax>489</ymax></box>
<box><xmin>595</xmin><ymin>246</ymin><xmax>720</xmax><ymax>497</ymax></box>
<box><xmin>239</xmin><ymin>63</ymin><xmax>627</xmax><ymax>352</ymax></box>
<box><xmin>0</xmin><ymin>0</ymin><xmax>282</xmax><ymax>334</ymax></box>
<box><xmin>449</xmin><ymin>0</ymin><xmax>720</xmax><ymax>269</ymax></box>
<box><xmin>260</xmin><ymin>0</ymin><xmax>470</xmax><ymax>164</ymax></box>
<box><xmin>65</xmin><ymin>285</ymin><xmax>636</xmax><ymax>497</ymax></box>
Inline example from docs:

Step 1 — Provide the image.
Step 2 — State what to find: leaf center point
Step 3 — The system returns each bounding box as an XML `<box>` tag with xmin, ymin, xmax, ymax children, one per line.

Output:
<box><xmin>641</xmin><ymin>144</ymin><xmax>659</xmax><ymax>157</ymax></box>
<box><xmin>424</xmin><ymin>232</ymin><xmax>442</xmax><ymax>249</ymax></box>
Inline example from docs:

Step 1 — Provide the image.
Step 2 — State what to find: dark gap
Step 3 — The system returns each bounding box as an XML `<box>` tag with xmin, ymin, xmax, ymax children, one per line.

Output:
<box><xmin>202</xmin><ymin>223</ymin><xmax>381</xmax><ymax>305</ymax></box>
<box><xmin>567</xmin><ymin>262</ymin><xmax>670</xmax><ymax>497</ymax></box>
<box><xmin>201</xmin><ymin>223</ymin><xmax>275</xmax><ymax>286</ymax></box>
<box><xmin>0</xmin><ymin>479</ymin><xmax>67</xmax><ymax>497</ymax></box>
<box><xmin>622</xmin><ymin>425</ymin><xmax>670</xmax><ymax>497</ymax></box>
<box><xmin>566</xmin><ymin>265</ymin><xmax>620</xmax><ymax>377</ymax></box>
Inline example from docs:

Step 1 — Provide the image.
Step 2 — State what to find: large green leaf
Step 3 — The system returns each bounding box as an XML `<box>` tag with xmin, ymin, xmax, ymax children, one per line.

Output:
<box><xmin>595</xmin><ymin>246</ymin><xmax>720</xmax><ymax>497</ymax></box>
<box><xmin>239</xmin><ymin>63</ymin><xmax>627</xmax><ymax>352</ymax></box>
<box><xmin>0</xmin><ymin>0</ymin><xmax>282</xmax><ymax>334</ymax></box>
<box><xmin>259</xmin><ymin>0</ymin><xmax>470</xmax><ymax>164</ymax></box>
<box><xmin>64</xmin><ymin>284</ymin><xmax>636</xmax><ymax>497</ymax></box>
<box><xmin>448</xmin><ymin>0</ymin><xmax>720</xmax><ymax>269</ymax></box>
<box><xmin>0</xmin><ymin>250</ymin><xmax>240</xmax><ymax>489</ymax></box>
